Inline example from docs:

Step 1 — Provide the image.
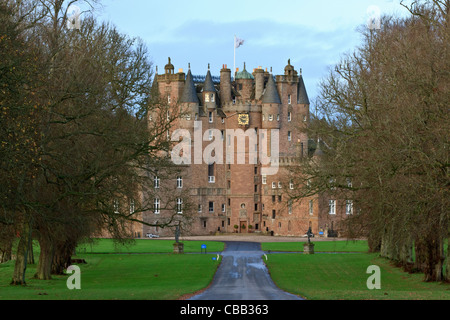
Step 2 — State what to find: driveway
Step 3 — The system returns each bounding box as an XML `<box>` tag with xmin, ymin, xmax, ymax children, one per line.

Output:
<box><xmin>189</xmin><ymin>241</ymin><xmax>303</xmax><ymax>300</ymax></box>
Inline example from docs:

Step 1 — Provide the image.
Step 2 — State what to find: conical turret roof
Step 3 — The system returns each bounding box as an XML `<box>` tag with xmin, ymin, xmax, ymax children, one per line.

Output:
<box><xmin>203</xmin><ymin>69</ymin><xmax>216</xmax><ymax>92</ymax></box>
<box><xmin>262</xmin><ymin>74</ymin><xmax>281</xmax><ymax>104</ymax></box>
<box><xmin>297</xmin><ymin>72</ymin><xmax>310</xmax><ymax>105</ymax></box>
<box><xmin>180</xmin><ymin>69</ymin><xmax>199</xmax><ymax>104</ymax></box>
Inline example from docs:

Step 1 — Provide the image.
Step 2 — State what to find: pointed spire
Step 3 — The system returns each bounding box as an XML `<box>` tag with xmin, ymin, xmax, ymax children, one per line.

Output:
<box><xmin>203</xmin><ymin>70</ymin><xmax>216</xmax><ymax>93</ymax></box>
<box><xmin>262</xmin><ymin>73</ymin><xmax>281</xmax><ymax>104</ymax></box>
<box><xmin>297</xmin><ymin>70</ymin><xmax>310</xmax><ymax>105</ymax></box>
<box><xmin>313</xmin><ymin>138</ymin><xmax>324</xmax><ymax>158</ymax></box>
<box><xmin>180</xmin><ymin>68</ymin><xmax>199</xmax><ymax>104</ymax></box>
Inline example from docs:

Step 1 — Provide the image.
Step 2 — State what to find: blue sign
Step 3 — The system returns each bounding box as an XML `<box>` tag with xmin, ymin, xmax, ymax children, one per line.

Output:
<box><xmin>212</xmin><ymin>257</ymin><xmax>217</xmax><ymax>261</ymax></box>
<box><xmin>319</xmin><ymin>231</ymin><xmax>324</xmax><ymax>235</ymax></box>
<box><xmin>201</xmin><ymin>244</ymin><xmax>207</xmax><ymax>249</ymax></box>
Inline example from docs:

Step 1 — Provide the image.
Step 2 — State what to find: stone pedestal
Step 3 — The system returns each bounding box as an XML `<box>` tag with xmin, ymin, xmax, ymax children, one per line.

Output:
<box><xmin>303</xmin><ymin>243</ymin><xmax>315</xmax><ymax>255</ymax></box>
<box><xmin>173</xmin><ymin>242</ymin><xmax>184</xmax><ymax>254</ymax></box>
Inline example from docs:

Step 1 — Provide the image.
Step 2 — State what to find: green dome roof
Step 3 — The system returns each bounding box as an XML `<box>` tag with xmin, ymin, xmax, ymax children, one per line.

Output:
<box><xmin>235</xmin><ymin>63</ymin><xmax>254</xmax><ymax>80</ymax></box>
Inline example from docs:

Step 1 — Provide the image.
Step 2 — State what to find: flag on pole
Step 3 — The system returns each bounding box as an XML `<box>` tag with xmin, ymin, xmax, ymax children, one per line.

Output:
<box><xmin>235</xmin><ymin>36</ymin><xmax>245</xmax><ymax>49</ymax></box>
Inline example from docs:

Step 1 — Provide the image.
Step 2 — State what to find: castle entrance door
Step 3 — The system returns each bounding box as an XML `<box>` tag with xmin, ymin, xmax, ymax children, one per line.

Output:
<box><xmin>240</xmin><ymin>221</ymin><xmax>248</xmax><ymax>233</ymax></box>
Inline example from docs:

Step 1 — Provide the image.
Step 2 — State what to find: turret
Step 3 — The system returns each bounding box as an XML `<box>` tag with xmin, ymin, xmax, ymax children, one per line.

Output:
<box><xmin>203</xmin><ymin>64</ymin><xmax>217</xmax><ymax>110</ymax></box>
<box><xmin>235</xmin><ymin>62</ymin><xmax>254</xmax><ymax>102</ymax></box>
<box><xmin>261</xmin><ymin>73</ymin><xmax>281</xmax><ymax>129</ymax></box>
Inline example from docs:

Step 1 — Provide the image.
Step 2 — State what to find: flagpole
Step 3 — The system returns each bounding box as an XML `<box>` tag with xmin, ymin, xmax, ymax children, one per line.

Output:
<box><xmin>233</xmin><ymin>35</ymin><xmax>236</xmax><ymax>80</ymax></box>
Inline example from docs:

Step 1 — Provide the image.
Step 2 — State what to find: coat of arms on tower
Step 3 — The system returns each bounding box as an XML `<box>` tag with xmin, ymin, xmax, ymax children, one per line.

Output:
<box><xmin>238</xmin><ymin>113</ymin><xmax>249</xmax><ymax>126</ymax></box>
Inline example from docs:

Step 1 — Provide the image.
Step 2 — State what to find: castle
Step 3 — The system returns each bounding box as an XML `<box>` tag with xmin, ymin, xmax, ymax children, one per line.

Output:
<box><xmin>135</xmin><ymin>58</ymin><xmax>349</xmax><ymax>238</ymax></box>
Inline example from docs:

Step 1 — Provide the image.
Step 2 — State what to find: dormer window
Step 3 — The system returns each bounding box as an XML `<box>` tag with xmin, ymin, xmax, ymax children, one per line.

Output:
<box><xmin>210</xmin><ymin>94</ymin><xmax>215</xmax><ymax>102</ymax></box>
<box><xmin>205</xmin><ymin>94</ymin><xmax>210</xmax><ymax>102</ymax></box>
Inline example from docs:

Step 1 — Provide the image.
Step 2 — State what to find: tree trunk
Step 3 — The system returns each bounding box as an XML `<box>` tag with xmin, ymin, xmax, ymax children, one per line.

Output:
<box><xmin>11</xmin><ymin>227</ymin><xmax>29</xmax><ymax>285</ymax></box>
<box><xmin>34</xmin><ymin>237</ymin><xmax>54</xmax><ymax>280</ymax></box>
<box><xmin>27</xmin><ymin>238</ymin><xmax>34</xmax><ymax>265</ymax></box>
<box><xmin>52</xmin><ymin>240</ymin><xmax>75</xmax><ymax>275</ymax></box>
<box><xmin>0</xmin><ymin>240</ymin><xmax>13</xmax><ymax>264</ymax></box>
<box><xmin>446</xmin><ymin>238</ymin><xmax>449</xmax><ymax>282</ymax></box>
<box><xmin>423</xmin><ymin>236</ymin><xmax>445</xmax><ymax>282</ymax></box>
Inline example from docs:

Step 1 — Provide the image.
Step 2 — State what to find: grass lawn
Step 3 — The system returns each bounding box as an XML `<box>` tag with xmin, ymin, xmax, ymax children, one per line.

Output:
<box><xmin>261</xmin><ymin>239</ymin><xmax>369</xmax><ymax>253</ymax></box>
<box><xmin>0</xmin><ymin>239</ymin><xmax>224</xmax><ymax>300</ymax></box>
<box><xmin>76</xmin><ymin>238</ymin><xmax>225</xmax><ymax>254</ymax></box>
<box><xmin>265</xmin><ymin>253</ymin><xmax>450</xmax><ymax>300</ymax></box>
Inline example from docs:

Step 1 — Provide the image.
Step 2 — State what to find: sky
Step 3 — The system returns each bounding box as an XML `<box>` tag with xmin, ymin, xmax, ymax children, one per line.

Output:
<box><xmin>87</xmin><ymin>0</ymin><xmax>412</xmax><ymax>103</ymax></box>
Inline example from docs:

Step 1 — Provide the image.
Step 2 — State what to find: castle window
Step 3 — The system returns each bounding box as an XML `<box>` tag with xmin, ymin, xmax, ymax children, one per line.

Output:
<box><xmin>209</xmin><ymin>201</ymin><xmax>214</xmax><ymax>212</ymax></box>
<box><xmin>288</xmin><ymin>131</ymin><xmax>292</xmax><ymax>142</ymax></box>
<box><xmin>210</xmin><ymin>94</ymin><xmax>215</xmax><ymax>102</ymax></box>
<box><xmin>222</xmin><ymin>204</ymin><xmax>226</xmax><ymax>212</ymax></box>
<box><xmin>289</xmin><ymin>180</ymin><xmax>294</xmax><ymax>190</ymax></box>
<box><xmin>113</xmin><ymin>199</ymin><xmax>119</xmax><ymax>214</ymax></box>
<box><xmin>268</xmin><ymin>115</ymin><xmax>273</xmax><ymax>122</ymax></box>
<box><xmin>154</xmin><ymin>198</ymin><xmax>160</xmax><ymax>214</ymax></box>
<box><xmin>288</xmin><ymin>95</ymin><xmax>292</xmax><ymax>105</ymax></box>
<box><xmin>154</xmin><ymin>176</ymin><xmax>160</xmax><ymax>189</ymax></box>
<box><xmin>167</xmin><ymin>94</ymin><xmax>171</xmax><ymax>104</ymax></box>
<box><xmin>329</xmin><ymin>200</ymin><xmax>336</xmax><ymax>215</ymax></box>
<box><xmin>209</xmin><ymin>112</ymin><xmax>213</xmax><ymax>123</ymax></box>
<box><xmin>288</xmin><ymin>112</ymin><xmax>292</xmax><ymax>122</ymax></box>
<box><xmin>272</xmin><ymin>182</ymin><xmax>276</xmax><ymax>189</ymax></box>
<box><xmin>208</xmin><ymin>163</ymin><xmax>215</xmax><ymax>183</ymax></box>
<box><xmin>346</xmin><ymin>200</ymin><xmax>353</xmax><ymax>215</ymax></box>
<box><xmin>208</xmin><ymin>130</ymin><xmax>213</xmax><ymax>141</ymax></box>
<box><xmin>272</xmin><ymin>210</ymin><xmax>276</xmax><ymax>219</ymax></box>
<box><xmin>262</xmin><ymin>175</ymin><xmax>267</xmax><ymax>184</ymax></box>
<box><xmin>309</xmin><ymin>200</ymin><xmax>314</xmax><ymax>215</ymax></box>
<box><xmin>176</xmin><ymin>198</ymin><xmax>183</xmax><ymax>214</ymax></box>
<box><xmin>129</xmin><ymin>199</ymin><xmax>135</xmax><ymax>215</ymax></box>
<box><xmin>288</xmin><ymin>200</ymin><xmax>293</xmax><ymax>214</ymax></box>
<box><xmin>277</xmin><ymin>114</ymin><xmax>280</xmax><ymax>121</ymax></box>
<box><xmin>176</xmin><ymin>176</ymin><xmax>183</xmax><ymax>188</ymax></box>
<box><xmin>278</xmin><ymin>182</ymin><xmax>282</xmax><ymax>189</ymax></box>
<box><xmin>205</xmin><ymin>94</ymin><xmax>210</xmax><ymax>102</ymax></box>
<box><xmin>198</xmin><ymin>204</ymin><xmax>202</xmax><ymax>212</ymax></box>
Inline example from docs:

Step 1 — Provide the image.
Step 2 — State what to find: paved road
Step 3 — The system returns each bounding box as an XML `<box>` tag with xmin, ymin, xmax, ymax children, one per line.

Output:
<box><xmin>189</xmin><ymin>241</ymin><xmax>303</xmax><ymax>300</ymax></box>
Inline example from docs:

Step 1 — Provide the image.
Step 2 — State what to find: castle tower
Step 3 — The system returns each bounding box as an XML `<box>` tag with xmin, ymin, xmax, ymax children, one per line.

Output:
<box><xmin>157</xmin><ymin>57</ymin><xmax>185</xmax><ymax>104</ymax></box>
<box><xmin>261</xmin><ymin>73</ymin><xmax>281</xmax><ymax>130</ymax></box>
<box><xmin>235</xmin><ymin>63</ymin><xmax>254</xmax><ymax>102</ymax></box>
<box><xmin>203</xmin><ymin>64</ymin><xmax>217</xmax><ymax>111</ymax></box>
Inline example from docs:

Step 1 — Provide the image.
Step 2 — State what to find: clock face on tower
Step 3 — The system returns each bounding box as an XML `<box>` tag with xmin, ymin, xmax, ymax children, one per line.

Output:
<box><xmin>238</xmin><ymin>114</ymin><xmax>250</xmax><ymax>126</ymax></box>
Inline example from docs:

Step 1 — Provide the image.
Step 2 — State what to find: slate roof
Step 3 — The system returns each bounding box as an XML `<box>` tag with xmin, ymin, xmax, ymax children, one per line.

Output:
<box><xmin>203</xmin><ymin>70</ymin><xmax>216</xmax><ymax>92</ymax></box>
<box><xmin>180</xmin><ymin>69</ymin><xmax>199</xmax><ymax>104</ymax></box>
<box><xmin>297</xmin><ymin>74</ymin><xmax>310</xmax><ymax>105</ymax></box>
<box><xmin>261</xmin><ymin>74</ymin><xmax>281</xmax><ymax>104</ymax></box>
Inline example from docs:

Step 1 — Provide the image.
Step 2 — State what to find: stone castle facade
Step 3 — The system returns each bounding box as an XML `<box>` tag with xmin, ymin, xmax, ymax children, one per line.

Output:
<box><xmin>134</xmin><ymin>58</ymin><xmax>350</xmax><ymax>238</ymax></box>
